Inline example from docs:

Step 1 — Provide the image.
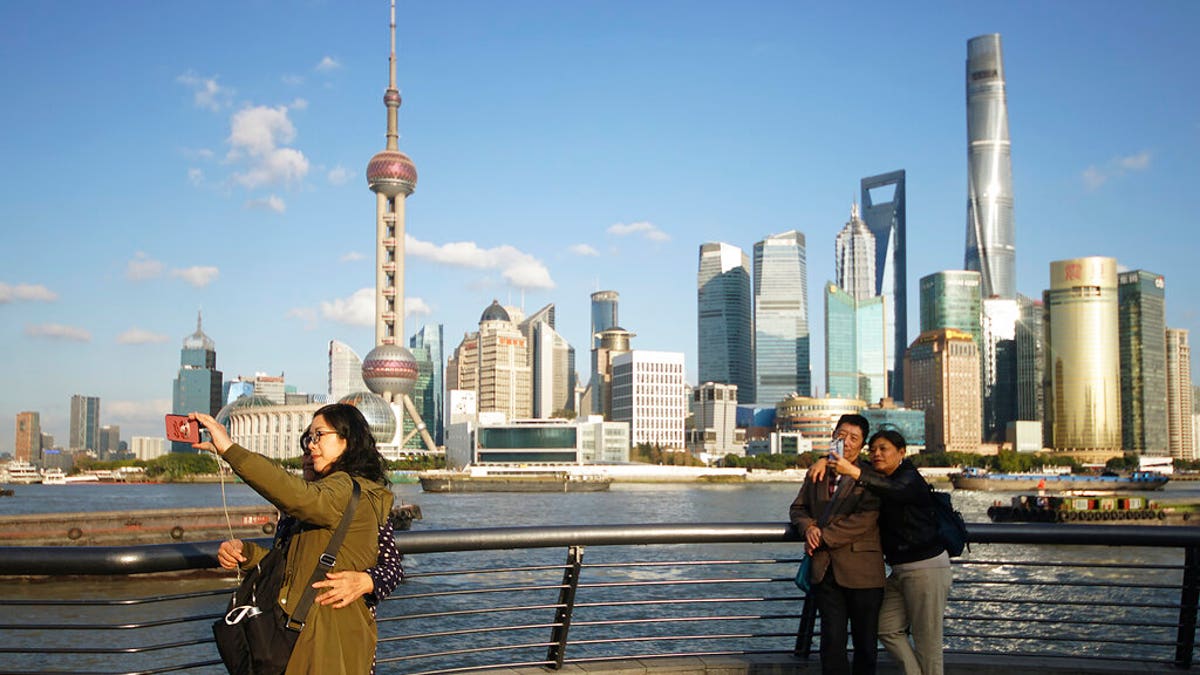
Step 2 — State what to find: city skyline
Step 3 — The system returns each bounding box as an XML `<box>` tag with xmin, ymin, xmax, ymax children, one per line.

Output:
<box><xmin>2</xmin><ymin>2</ymin><xmax>1198</xmax><ymax>451</ymax></box>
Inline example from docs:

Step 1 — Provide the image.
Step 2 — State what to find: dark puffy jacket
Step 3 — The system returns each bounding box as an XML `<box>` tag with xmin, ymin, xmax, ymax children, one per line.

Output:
<box><xmin>856</xmin><ymin>459</ymin><xmax>944</xmax><ymax>565</ymax></box>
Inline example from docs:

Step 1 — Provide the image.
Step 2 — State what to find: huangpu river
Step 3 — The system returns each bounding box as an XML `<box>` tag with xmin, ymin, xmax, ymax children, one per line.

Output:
<box><xmin>4</xmin><ymin>479</ymin><xmax>1199</xmax><ymax>672</ymax></box>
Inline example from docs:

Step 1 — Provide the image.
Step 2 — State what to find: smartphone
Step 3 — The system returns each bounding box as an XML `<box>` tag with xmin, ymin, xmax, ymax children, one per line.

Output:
<box><xmin>165</xmin><ymin>414</ymin><xmax>200</xmax><ymax>443</ymax></box>
<box><xmin>827</xmin><ymin>437</ymin><xmax>845</xmax><ymax>463</ymax></box>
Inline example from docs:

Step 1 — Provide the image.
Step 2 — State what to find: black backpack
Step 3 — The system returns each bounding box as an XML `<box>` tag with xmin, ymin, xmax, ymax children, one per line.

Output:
<box><xmin>929</xmin><ymin>486</ymin><xmax>969</xmax><ymax>557</ymax></box>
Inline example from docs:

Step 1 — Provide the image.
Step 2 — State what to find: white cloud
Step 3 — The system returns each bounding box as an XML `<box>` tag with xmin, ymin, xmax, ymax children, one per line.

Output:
<box><xmin>315</xmin><ymin>56</ymin><xmax>341</xmax><ymax>72</ymax></box>
<box><xmin>0</xmin><ymin>282</ymin><xmax>58</xmax><ymax>303</ymax></box>
<box><xmin>327</xmin><ymin>165</ymin><xmax>351</xmax><ymax>185</ymax></box>
<box><xmin>25</xmin><ymin>323</ymin><xmax>91</xmax><ymax>341</ymax></box>
<box><xmin>282</xmin><ymin>74</ymin><xmax>304</xmax><ymax>86</ymax></box>
<box><xmin>286</xmin><ymin>306</ymin><xmax>318</xmax><ymax>329</ymax></box>
<box><xmin>187</xmin><ymin>168</ymin><xmax>204</xmax><ymax>186</ymax></box>
<box><xmin>245</xmin><ymin>195</ymin><xmax>286</xmax><ymax>213</ymax></box>
<box><xmin>407</xmin><ymin>235</ymin><xmax>555</xmax><ymax>290</ymax></box>
<box><xmin>171</xmin><ymin>266</ymin><xmax>220</xmax><ymax>288</ymax></box>
<box><xmin>320</xmin><ymin>288</ymin><xmax>375</xmax><ymax>326</ymax></box>
<box><xmin>177</xmin><ymin>71</ymin><xmax>232</xmax><ymax>111</ymax></box>
<box><xmin>105</xmin><ymin>398</ymin><xmax>174</xmax><ymax>430</ymax></box>
<box><xmin>568</xmin><ymin>243</ymin><xmax>600</xmax><ymax>257</ymax></box>
<box><xmin>340</xmin><ymin>251</ymin><xmax>366</xmax><ymax>262</ymax></box>
<box><xmin>290</xmin><ymin>98</ymin><xmax>309</xmax><ymax>111</ymax></box>
<box><xmin>406</xmin><ymin>297</ymin><xmax>433</xmax><ymax>317</ymax></box>
<box><xmin>126</xmin><ymin>252</ymin><xmax>165</xmax><ymax>281</ymax></box>
<box><xmin>117</xmin><ymin>327</ymin><xmax>169</xmax><ymax>345</ymax></box>
<box><xmin>1082</xmin><ymin>150</ymin><xmax>1153</xmax><ymax>191</ymax></box>
<box><xmin>181</xmin><ymin>147</ymin><xmax>214</xmax><ymax>160</ymax></box>
<box><xmin>227</xmin><ymin>105</ymin><xmax>310</xmax><ymax>189</ymax></box>
<box><xmin>607</xmin><ymin>221</ymin><xmax>670</xmax><ymax>242</ymax></box>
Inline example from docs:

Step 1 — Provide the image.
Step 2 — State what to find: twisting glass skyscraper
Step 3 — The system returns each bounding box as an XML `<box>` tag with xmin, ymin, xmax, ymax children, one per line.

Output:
<box><xmin>965</xmin><ymin>33</ymin><xmax>1016</xmax><ymax>300</ymax></box>
<box><xmin>699</xmin><ymin>243</ymin><xmax>755</xmax><ymax>404</ymax></box>
<box><xmin>861</xmin><ymin>170</ymin><xmax>907</xmax><ymax>399</ymax></box>
<box><xmin>753</xmin><ymin>231</ymin><xmax>810</xmax><ymax>404</ymax></box>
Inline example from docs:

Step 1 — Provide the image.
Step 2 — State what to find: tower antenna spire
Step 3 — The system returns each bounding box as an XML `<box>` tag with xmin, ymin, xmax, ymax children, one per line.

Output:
<box><xmin>386</xmin><ymin>0</ymin><xmax>399</xmax><ymax>151</ymax></box>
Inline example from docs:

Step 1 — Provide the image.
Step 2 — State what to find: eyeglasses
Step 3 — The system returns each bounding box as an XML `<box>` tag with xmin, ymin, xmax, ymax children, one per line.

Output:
<box><xmin>302</xmin><ymin>429</ymin><xmax>338</xmax><ymax>447</ymax></box>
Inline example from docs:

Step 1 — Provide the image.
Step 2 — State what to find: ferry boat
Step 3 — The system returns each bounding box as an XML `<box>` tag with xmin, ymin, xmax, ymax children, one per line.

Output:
<box><xmin>41</xmin><ymin>468</ymin><xmax>67</xmax><ymax>485</ymax></box>
<box><xmin>419</xmin><ymin>467</ymin><xmax>612</xmax><ymax>493</ymax></box>
<box><xmin>987</xmin><ymin>493</ymin><xmax>1184</xmax><ymax>524</ymax></box>
<box><xmin>950</xmin><ymin>466</ymin><xmax>1168</xmax><ymax>492</ymax></box>
<box><xmin>2</xmin><ymin>461</ymin><xmax>43</xmax><ymax>485</ymax></box>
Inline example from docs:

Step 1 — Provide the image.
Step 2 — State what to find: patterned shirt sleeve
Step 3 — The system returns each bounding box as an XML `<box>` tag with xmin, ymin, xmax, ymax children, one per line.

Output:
<box><xmin>364</xmin><ymin>518</ymin><xmax>403</xmax><ymax>607</ymax></box>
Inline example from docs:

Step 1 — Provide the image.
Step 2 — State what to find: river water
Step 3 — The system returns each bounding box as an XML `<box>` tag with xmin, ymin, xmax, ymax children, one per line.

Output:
<box><xmin>3</xmin><ymin>479</ymin><xmax>1199</xmax><ymax>672</ymax></box>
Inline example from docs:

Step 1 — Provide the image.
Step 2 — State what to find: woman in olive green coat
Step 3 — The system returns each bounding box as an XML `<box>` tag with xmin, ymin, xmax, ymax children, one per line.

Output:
<box><xmin>196</xmin><ymin>403</ymin><xmax>394</xmax><ymax>675</ymax></box>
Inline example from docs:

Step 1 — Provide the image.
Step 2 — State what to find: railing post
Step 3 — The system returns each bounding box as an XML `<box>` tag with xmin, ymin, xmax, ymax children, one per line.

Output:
<box><xmin>1176</xmin><ymin>545</ymin><xmax>1200</xmax><ymax>669</ymax></box>
<box><xmin>794</xmin><ymin>592</ymin><xmax>817</xmax><ymax>658</ymax></box>
<box><xmin>546</xmin><ymin>545</ymin><xmax>584</xmax><ymax>669</ymax></box>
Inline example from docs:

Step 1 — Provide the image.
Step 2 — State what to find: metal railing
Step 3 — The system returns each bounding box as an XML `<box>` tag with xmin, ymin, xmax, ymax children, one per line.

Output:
<box><xmin>1</xmin><ymin>523</ymin><xmax>1198</xmax><ymax>674</ymax></box>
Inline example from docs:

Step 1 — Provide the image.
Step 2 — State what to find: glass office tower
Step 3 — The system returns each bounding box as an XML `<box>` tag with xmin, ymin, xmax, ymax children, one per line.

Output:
<box><xmin>861</xmin><ymin>170</ymin><xmax>907</xmax><ymax>400</ymax></box>
<box><xmin>171</xmin><ymin>312</ymin><xmax>223</xmax><ymax>453</ymax></box>
<box><xmin>920</xmin><ymin>270</ymin><xmax>982</xmax><ymax>349</ymax></box>
<box><xmin>699</xmin><ymin>242</ymin><xmax>755</xmax><ymax>404</ymax></box>
<box><xmin>1044</xmin><ymin>257</ymin><xmax>1120</xmax><ymax>451</ymax></box>
<box><xmin>753</xmin><ymin>231</ymin><xmax>810</xmax><ymax>404</ymax></box>
<box><xmin>1015</xmin><ymin>294</ymin><xmax>1045</xmax><ymax>423</ymax></box>
<box><xmin>1118</xmin><ymin>271</ymin><xmax>1168</xmax><ymax>454</ymax></box>
<box><xmin>410</xmin><ymin>323</ymin><xmax>445</xmax><ymax>444</ymax></box>
<box><xmin>589</xmin><ymin>291</ymin><xmax>619</xmax><ymax>414</ymax></box>
<box><xmin>965</xmin><ymin>34</ymin><xmax>1016</xmax><ymax>300</ymax></box>
<box><xmin>825</xmin><ymin>283</ymin><xmax>887</xmax><ymax>404</ymax></box>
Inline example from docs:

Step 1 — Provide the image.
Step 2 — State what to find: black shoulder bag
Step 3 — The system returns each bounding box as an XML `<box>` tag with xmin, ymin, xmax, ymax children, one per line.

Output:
<box><xmin>213</xmin><ymin>479</ymin><xmax>361</xmax><ymax>675</ymax></box>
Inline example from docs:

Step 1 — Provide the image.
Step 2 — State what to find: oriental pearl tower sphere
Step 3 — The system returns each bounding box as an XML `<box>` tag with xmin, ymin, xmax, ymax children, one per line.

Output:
<box><xmin>363</xmin><ymin>0</ymin><xmax>419</xmax><ymax>404</ymax></box>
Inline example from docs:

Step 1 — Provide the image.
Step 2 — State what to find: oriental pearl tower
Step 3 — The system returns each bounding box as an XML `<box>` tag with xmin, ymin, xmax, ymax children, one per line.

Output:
<box><xmin>357</xmin><ymin>0</ymin><xmax>436</xmax><ymax>453</ymax></box>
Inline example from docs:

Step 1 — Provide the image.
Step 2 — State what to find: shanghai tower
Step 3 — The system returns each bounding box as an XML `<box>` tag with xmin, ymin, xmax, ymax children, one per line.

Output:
<box><xmin>964</xmin><ymin>34</ymin><xmax>1015</xmax><ymax>299</ymax></box>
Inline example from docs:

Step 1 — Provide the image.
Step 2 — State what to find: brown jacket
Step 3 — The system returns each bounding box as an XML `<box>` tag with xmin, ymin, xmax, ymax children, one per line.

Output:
<box><xmin>789</xmin><ymin>461</ymin><xmax>885</xmax><ymax>589</ymax></box>
<box><xmin>226</xmin><ymin>444</ymin><xmax>394</xmax><ymax>675</ymax></box>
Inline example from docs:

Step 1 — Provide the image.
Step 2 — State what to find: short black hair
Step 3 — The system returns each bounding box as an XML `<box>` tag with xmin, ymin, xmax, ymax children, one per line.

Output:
<box><xmin>868</xmin><ymin>428</ymin><xmax>907</xmax><ymax>452</ymax></box>
<box><xmin>304</xmin><ymin>403</ymin><xmax>388</xmax><ymax>485</ymax></box>
<box><xmin>835</xmin><ymin>414</ymin><xmax>870</xmax><ymax>440</ymax></box>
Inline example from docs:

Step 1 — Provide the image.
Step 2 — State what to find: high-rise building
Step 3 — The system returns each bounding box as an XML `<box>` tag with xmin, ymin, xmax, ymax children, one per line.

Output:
<box><xmin>171</xmin><ymin>312</ymin><xmax>223</xmax><ymax>452</ymax></box>
<box><xmin>904</xmin><ymin>329</ymin><xmax>981</xmax><ymax>454</ymax></box>
<box><xmin>1166</xmin><ymin>328</ymin><xmax>1194</xmax><ymax>461</ymax></box>
<box><xmin>981</xmin><ymin>298</ymin><xmax>1019</xmax><ymax>441</ymax></box>
<box><xmin>1043</xmin><ymin>257</ymin><xmax>1121</xmax><ymax>452</ymax></box>
<box><xmin>920</xmin><ymin>271</ymin><xmax>982</xmax><ymax>349</ymax></box>
<box><xmin>224</xmin><ymin>377</ymin><xmax>256</xmax><ymax>405</ymax></box>
<box><xmin>589</xmin><ymin>290</ymin><xmax>619</xmax><ymax>414</ymax></box>
<box><xmin>520</xmin><ymin>304</ymin><xmax>576</xmax><ymax>419</ymax></box>
<box><xmin>752</xmin><ymin>231</ymin><xmax>810</xmax><ymax>404</ymax></box>
<box><xmin>328</xmin><ymin>340</ymin><xmax>368</xmax><ymax>400</ymax></box>
<box><xmin>835</xmin><ymin>204</ymin><xmax>876</xmax><ymax>300</ymax></box>
<box><xmin>410</xmin><ymin>324</ymin><xmax>445</xmax><ymax>444</ymax></box>
<box><xmin>253</xmin><ymin>373</ymin><xmax>286</xmax><ymax>404</ymax></box>
<box><xmin>402</xmin><ymin>345</ymin><xmax>436</xmax><ymax>450</ymax></box>
<box><xmin>825</xmin><ymin>283</ymin><xmax>887</xmax><ymax>404</ymax></box>
<box><xmin>611</xmin><ymin>350</ymin><xmax>686</xmax><ymax>450</ymax></box>
<box><xmin>99</xmin><ymin>425</ymin><xmax>120</xmax><ymax>458</ymax></box>
<box><xmin>861</xmin><ymin>170</ymin><xmax>908</xmax><ymax>400</ymax></box>
<box><xmin>1118</xmin><ymin>271</ymin><xmax>1169</xmax><ymax>454</ymax></box>
<box><xmin>448</xmin><ymin>301</ymin><xmax>532</xmax><ymax>421</ymax></box>
<box><xmin>590</xmin><ymin>327</ymin><xmax>635</xmax><ymax>420</ymax></box>
<box><xmin>698</xmin><ymin>242</ymin><xmax>755</xmax><ymax>404</ymax></box>
<box><xmin>964</xmin><ymin>33</ymin><xmax>1016</xmax><ymax>300</ymax></box>
<box><xmin>69</xmin><ymin>394</ymin><xmax>100</xmax><ymax>453</ymax></box>
<box><xmin>1015</xmin><ymin>295</ymin><xmax>1045</xmax><ymax>422</ymax></box>
<box><xmin>14</xmin><ymin>412</ymin><xmax>40</xmax><ymax>463</ymax></box>
<box><xmin>130</xmin><ymin>436</ymin><xmax>167</xmax><ymax>462</ymax></box>
<box><xmin>689</xmin><ymin>382</ymin><xmax>740</xmax><ymax>456</ymax></box>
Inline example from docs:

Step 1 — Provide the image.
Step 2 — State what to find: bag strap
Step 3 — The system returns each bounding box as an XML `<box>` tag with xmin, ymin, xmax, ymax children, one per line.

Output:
<box><xmin>285</xmin><ymin>478</ymin><xmax>362</xmax><ymax>631</ymax></box>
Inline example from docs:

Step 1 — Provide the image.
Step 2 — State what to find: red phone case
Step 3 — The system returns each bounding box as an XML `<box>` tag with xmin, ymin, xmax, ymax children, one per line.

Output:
<box><xmin>165</xmin><ymin>414</ymin><xmax>199</xmax><ymax>443</ymax></box>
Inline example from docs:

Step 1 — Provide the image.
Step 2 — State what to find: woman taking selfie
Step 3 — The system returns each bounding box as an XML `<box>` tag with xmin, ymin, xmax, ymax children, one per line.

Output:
<box><xmin>824</xmin><ymin>429</ymin><xmax>951</xmax><ymax>675</ymax></box>
<box><xmin>194</xmin><ymin>403</ymin><xmax>394</xmax><ymax>675</ymax></box>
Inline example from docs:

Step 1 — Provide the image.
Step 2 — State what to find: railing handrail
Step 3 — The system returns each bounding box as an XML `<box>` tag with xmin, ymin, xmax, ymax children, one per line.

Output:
<box><xmin>5</xmin><ymin>522</ymin><xmax>1200</xmax><ymax>575</ymax></box>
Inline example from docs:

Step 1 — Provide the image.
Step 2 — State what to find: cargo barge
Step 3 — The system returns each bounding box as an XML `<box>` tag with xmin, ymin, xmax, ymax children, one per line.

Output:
<box><xmin>950</xmin><ymin>466</ymin><xmax>1169</xmax><ymax>492</ymax></box>
<box><xmin>419</xmin><ymin>468</ymin><xmax>612</xmax><ymax>493</ymax></box>
<box><xmin>986</xmin><ymin>494</ymin><xmax>1195</xmax><ymax>524</ymax></box>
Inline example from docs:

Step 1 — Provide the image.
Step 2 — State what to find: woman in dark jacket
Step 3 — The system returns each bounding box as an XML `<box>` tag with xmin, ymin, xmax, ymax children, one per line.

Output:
<box><xmin>825</xmin><ymin>429</ymin><xmax>952</xmax><ymax>675</ymax></box>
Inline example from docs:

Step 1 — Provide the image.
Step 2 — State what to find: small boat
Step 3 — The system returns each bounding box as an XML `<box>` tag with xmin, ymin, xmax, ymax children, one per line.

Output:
<box><xmin>950</xmin><ymin>466</ymin><xmax>1168</xmax><ymax>492</ymax></box>
<box><xmin>41</xmin><ymin>468</ymin><xmax>67</xmax><ymax>485</ymax></box>
<box><xmin>2</xmin><ymin>461</ymin><xmax>43</xmax><ymax>485</ymax></box>
<box><xmin>419</xmin><ymin>467</ymin><xmax>612</xmax><ymax>493</ymax></box>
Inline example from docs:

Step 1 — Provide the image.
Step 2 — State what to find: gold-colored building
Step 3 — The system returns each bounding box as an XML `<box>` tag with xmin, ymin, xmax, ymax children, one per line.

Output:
<box><xmin>903</xmin><ymin>329</ymin><xmax>981</xmax><ymax>453</ymax></box>
<box><xmin>1043</xmin><ymin>257</ymin><xmax>1121</xmax><ymax>452</ymax></box>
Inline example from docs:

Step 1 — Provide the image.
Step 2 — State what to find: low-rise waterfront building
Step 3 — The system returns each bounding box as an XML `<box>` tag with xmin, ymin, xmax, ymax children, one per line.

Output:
<box><xmin>775</xmin><ymin>395</ymin><xmax>865</xmax><ymax>453</ymax></box>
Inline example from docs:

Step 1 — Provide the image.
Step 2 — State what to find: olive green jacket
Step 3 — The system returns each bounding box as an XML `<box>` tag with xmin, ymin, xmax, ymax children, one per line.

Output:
<box><xmin>225</xmin><ymin>444</ymin><xmax>394</xmax><ymax>675</ymax></box>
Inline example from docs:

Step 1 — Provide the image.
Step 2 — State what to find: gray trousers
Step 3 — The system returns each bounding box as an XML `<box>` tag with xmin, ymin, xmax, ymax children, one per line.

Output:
<box><xmin>877</xmin><ymin>564</ymin><xmax>952</xmax><ymax>675</ymax></box>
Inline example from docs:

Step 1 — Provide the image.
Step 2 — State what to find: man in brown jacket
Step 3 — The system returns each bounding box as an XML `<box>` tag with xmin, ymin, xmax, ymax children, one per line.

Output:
<box><xmin>790</xmin><ymin>414</ymin><xmax>885</xmax><ymax>674</ymax></box>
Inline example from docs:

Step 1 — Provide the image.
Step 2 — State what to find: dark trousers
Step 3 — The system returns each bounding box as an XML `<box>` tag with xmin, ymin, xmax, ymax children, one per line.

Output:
<box><xmin>812</xmin><ymin>572</ymin><xmax>884</xmax><ymax>675</ymax></box>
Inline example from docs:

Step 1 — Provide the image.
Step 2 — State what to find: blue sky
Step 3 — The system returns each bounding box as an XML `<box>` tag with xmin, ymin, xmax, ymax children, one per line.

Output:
<box><xmin>1</xmin><ymin>1</ymin><xmax>1197</xmax><ymax>452</ymax></box>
